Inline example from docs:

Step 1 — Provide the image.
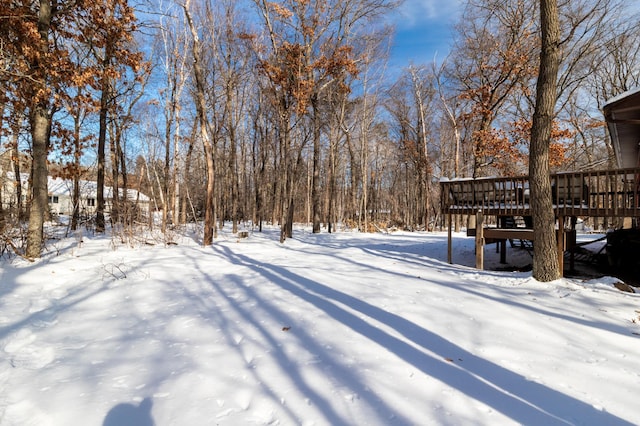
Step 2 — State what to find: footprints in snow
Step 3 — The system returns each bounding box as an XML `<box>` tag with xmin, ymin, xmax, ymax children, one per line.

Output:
<box><xmin>2</xmin><ymin>288</ymin><xmax>68</xmax><ymax>370</ymax></box>
<box><xmin>3</xmin><ymin>329</ymin><xmax>55</xmax><ymax>370</ymax></box>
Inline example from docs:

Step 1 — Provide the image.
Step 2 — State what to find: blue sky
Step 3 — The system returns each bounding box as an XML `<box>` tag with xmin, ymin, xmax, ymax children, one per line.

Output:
<box><xmin>388</xmin><ymin>0</ymin><xmax>462</xmax><ymax>69</ymax></box>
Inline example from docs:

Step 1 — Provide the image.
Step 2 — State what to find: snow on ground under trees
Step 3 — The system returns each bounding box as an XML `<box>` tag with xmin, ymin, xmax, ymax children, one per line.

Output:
<box><xmin>0</xmin><ymin>224</ymin><xmax>638</xmax><ymax>425</ymax></box>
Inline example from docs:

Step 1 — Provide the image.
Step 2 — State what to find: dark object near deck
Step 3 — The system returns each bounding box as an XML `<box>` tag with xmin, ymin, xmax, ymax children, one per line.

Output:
<box><xmin>606</xmin><ymin>228</ymin><xmax>640</xmax><ymax>274</ymax></box>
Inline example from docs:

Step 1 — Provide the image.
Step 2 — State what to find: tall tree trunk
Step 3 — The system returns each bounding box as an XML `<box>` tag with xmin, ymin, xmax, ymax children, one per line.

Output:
<box><xmin>26</xmin><ymin>109</ymin><xmax>51</xmax><ymax>258</ymax></box>
<box><xmin>530</xmin><ymin>0</ymin><xmax>561</xmax><ymax>282</ymax></box>
<box><xmin>226</xmin><ymin>81</ymin><xmax>239</xmax><ymax>234</ymax></box>
<box><xmin>360</xmin><ymin>102</ymin><xmax>369</xmax><ymax>232</ymax></box>
<box><xmin>109</xmin><ymin>124</ymin><xmax>120</xmax><ymax>225</ymax></box>
<box><xmin>11</xmin><ymin>129</ymin><xmax>23</xmax><ymax>220</ymax></box>
<box><xmin>25</xmin><ymin>0</ymin><xmax>53</xmax><ymax>259</ymax></box>
<box><xmin>409</xmin><ymin>66</ymin><xmax>431</xmax><ymax>230</ymax></box>
<box><xmin>162</xmin><ymin>95</ymin><xmax>173</xmax><ymax>233</ymax></box>
<box><xmin>278</xmin><ymin>133</ymin><xmax>290</xmax><ymax>243</ymax></box>
<box><xmin>118</xmin><ymin>129</ymin><xmax>128</xmax><ymax>223</ymax></box>
<box><xmin>311</xmin><ymin>97</ymin><xmax>322</xmax><ymax>233</ymax></box>
<box><xmin>183</xmin><ymin>0</ymin><xmax>216</xmax><ymax>245</ymax></box>
<box><xmin>181</xmin><ymin>125</ymin><xmax>196</xmax><ymax>224</ymax></box>
<box><xmin>327</xmin><ymin>131</ymin><xmax>337</xmax><ymax>234</ymax></box>
<box><xmin>142</xmin><ymin>158</ymin><xmax>155</xmax><ymax>230</ymax></box>
<box><xmin>345</xmin><ymin>131</ymin><xmax>359</xmax><ymax>225</ymax></box>
<box><xmin>173</xmin><ymin>124</ymin><xmax>181</xmax><ymax>225</ymax></box>
<box><xmin>252</xmin><ymin>116</ymin><xmax>267</xmax><ymax>232</ymax></box>
<box><xmin>435</xmin><ymin>62</ymin><xmax>462</xmax><ymax>232</ymax></box>
<box><xmin>96</xmin><ymin>57</ymin><xmax>111</xmax><ymax>233</ymax></box>
<box><xmin>71</xmin><ymin>103</ymin><xmax>83</xmax><ymax>231</ymax></box>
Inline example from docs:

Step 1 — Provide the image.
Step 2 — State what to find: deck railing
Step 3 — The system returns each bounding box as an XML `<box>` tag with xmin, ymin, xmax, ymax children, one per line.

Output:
<box><xmin>441</xmin><ymin>167</ymin><xmax>640</xmax><ymax>218</ymax></box>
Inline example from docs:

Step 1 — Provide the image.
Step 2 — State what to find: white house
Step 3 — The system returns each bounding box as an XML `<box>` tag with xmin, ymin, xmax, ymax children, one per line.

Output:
<box><xmin>1</xmin><ymin>172</ymin><xmax>150</xmax><ymax>217</ymax></box>
<box><xmin>46</xmin><ymin>176</ymin><xmax>150</xmax><ymax>216</ymax></box>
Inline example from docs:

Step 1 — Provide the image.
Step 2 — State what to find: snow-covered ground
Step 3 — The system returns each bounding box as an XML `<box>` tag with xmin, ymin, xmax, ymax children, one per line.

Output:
<box><xmin>0</xmin><ymin>225</ymin><xmax>638</xmax><ymax>425</ymax></box>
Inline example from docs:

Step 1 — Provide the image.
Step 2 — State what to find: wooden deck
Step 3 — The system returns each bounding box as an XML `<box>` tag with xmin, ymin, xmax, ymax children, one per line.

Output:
<box><xmin>440</xmin><ymin>168</ymin><xmax>640</xmax><ymax>274</ymax></box>
<box><xmin>441</xmin><ymin>168</ymin><xmax>640</xmax><ymax>219</ymax></box>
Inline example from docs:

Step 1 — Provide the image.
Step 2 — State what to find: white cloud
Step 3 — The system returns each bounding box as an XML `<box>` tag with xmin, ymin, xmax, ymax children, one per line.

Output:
<box><xmin>395</xmin><ymin>0</ymin><xmax>462</xmax><ymax>28</ymax></box>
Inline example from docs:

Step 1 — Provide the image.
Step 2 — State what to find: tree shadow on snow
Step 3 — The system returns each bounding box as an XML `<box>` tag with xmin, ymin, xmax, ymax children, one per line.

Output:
<box><xmin>294</xmin><ymin>234</ymin><xmax>634</xmax><ymax>338</ymax></box>
<box><xmin>198</xmin><ymin>247</ymin><xmax>411</xmax><ymax>425</ymax></box>
<box><xmin>214</xmin><ymin>244</ymin><xmax>634</xmax><ymax>426</ymax></box>
<box><xmin>103</xmin><ymin>397</ymin><xmax>154</xmax><ymax>426</ymax></box>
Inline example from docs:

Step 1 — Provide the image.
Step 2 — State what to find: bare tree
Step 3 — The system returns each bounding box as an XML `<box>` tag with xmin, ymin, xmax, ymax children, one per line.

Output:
<box><xmin>553</xmin><ymin>0</ymin><xmax>626</xmax><ymax>111</ymax></box>
<box><xmin>63</xmin><ymin>85</ymin><xmax>91</xmax><ymax>232</ymax></box>
<box><xmin>385</xmin><ymin>65</ymin><xmax>436</xmax><ymax>229</ymax></box>
<box><xmin>450</xmin><ymin>0</ymin><xmax>538</xmax><ymax>177</ymax></box>
<box><xmin>182</xmin><ymin>0</ymin><xmax>219</xmax><ymax>245</ymax></box>
<box><xmin>109</xmin><ymin>63</ymin><xmax>150</xmax><ymax>234</ymax></box>
<box><xmin>215</xmin><ymin>0</ymin><xmax>254</xmax><ymax>234</ymax></box>
<box><xmin>250</xmin><ymin>0</ymin><xmax>312</xmax><ymax>242</ymax></box>
<box><xmin>83</xmin><ymin>0</ymin><xmax>142</xmax><ymax>234</ymax></box>
<box><xmin>158</xmin><ymin>9</ymin><xmax>187</xmax><ymax>231</ymax></box>
<box><xmin>433</xmin><ymin>59</ymin><xmax>463</xmax><ymax>180</ymax></box>
<box><xmin>408</xmin><ymin>65</ymin><xmax>435</xmax><ymax>229</ymax></box>
<box><xmin>588</xmin><ymin>20</ymin><xmax>640</xmax><ymax>104</ymax></box>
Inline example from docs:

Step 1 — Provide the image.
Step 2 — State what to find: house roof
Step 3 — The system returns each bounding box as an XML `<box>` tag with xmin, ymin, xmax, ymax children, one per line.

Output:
<box><xmin>47</xmin><ymin>177</ymin><xmax>150</xmax><ymax>202</ymax></box>
<box><xmin>603</xmin><ymin>87</ymin><xmax>640</xmax><ymax>168</ymax></box>
<box><xmin>3</xmin><ymin>173</ymin><xmax>149</xmax><ymax>202</ymax></box>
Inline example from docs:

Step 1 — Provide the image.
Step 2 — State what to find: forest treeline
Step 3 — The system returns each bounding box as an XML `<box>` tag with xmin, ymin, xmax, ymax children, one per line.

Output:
<box><xmin>1</xmin><ymin>0</ymin><xmax>639</xmax><ymax>257</ymax></box>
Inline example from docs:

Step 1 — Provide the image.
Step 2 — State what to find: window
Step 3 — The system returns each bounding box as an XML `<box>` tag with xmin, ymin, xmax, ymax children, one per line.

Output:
<box><xmin>87</xmin><ymin>198</ymin><xmax>95</xmax><ymax>207</ymax></box>
<box><xmin>48</xmin><ymin>195</ymin><xmax>59</xmax><ymax>204</ymax></box>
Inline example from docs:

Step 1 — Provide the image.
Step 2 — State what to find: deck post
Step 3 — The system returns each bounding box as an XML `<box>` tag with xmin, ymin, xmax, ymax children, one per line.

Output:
<box><xmin>569</xmin><ymin>216</ymin><xmax>577</xmax><ymax>272</ymax></box>
<box><xmin>557</xmin><ymin>215</ymin><xmax>565</xmax><ymax>276</ymax></box>
<box><xmin>447</xmin><ymin>213</ymin><xmax>453</xmax><ymax>264</ymax></box>
<box><xmin>475</xmin><ymin>210</ymin><xmax>484</xmax><ymax>270</ymax></box>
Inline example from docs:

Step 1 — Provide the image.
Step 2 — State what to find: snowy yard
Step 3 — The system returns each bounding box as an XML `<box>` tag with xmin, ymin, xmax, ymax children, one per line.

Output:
<box><xmin>0</xmin><ymin>226</ymin><xmax>638</xmax><ymax>425</ymax></box>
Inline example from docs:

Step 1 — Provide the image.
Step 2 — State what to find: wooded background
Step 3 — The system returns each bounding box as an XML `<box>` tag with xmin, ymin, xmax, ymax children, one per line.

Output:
<box><xmin>1</xmin><ymin>0</ymin><xmax>639</xmax><ymax>256</ymax></box>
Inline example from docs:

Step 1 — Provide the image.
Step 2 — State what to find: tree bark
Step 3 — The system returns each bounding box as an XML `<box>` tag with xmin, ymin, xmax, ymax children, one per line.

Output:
<box><xmin>529</xmin><ymin>0</ymin><xmax>561</xmax><ymax>282</ymax></box>
<box><xmin>26</xmin><ymin>108</ymin><xmax>51</xmax><ymax>258</ymax></box>
<box><xmin>25</xmin><ymin>0</ymin><xmax>53</xmax><ymax>259</ymax></box>
<box><xmin>11</xmin><ymin>128</ymin><xmax>23</xmax><ymax>220</ymax></box>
